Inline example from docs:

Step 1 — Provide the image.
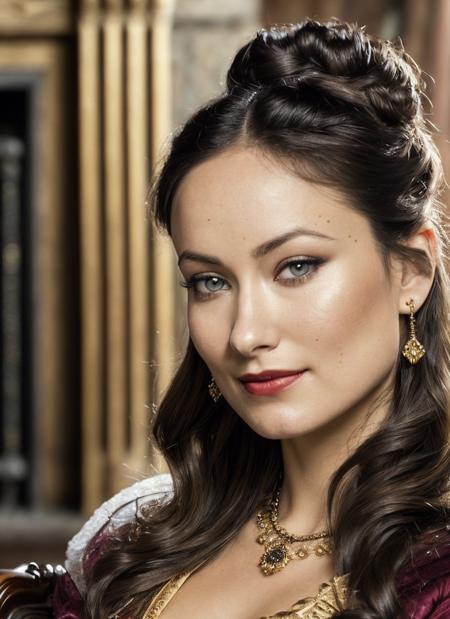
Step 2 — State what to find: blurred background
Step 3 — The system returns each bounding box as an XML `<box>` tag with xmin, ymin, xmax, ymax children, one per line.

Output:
<box><xmin>0</xmin><ymin>0</ymin><xmax>448</xmax><ymax>567</ymax></box>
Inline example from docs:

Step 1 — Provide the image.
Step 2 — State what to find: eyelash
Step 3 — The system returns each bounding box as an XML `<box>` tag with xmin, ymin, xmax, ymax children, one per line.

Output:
<box><xmin>179</xmin><ymin>257</ymin><xmax>324</xmax><ymax>300</ymax></box>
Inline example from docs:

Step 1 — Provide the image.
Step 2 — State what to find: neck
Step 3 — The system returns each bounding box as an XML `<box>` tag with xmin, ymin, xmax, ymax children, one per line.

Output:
<box><xmin>277</xmin><ymin>375</ymin><xmax>394</xmax><ymax>535</ymax></box>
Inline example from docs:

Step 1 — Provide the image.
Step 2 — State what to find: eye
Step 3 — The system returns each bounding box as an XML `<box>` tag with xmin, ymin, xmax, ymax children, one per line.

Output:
<box><xmin>198</xmin><ymin>276</ymin><xmax>226</xmax><ymax>293</ymax></box>
<box><xmin>179</xmin><ymin>257</ymin><xmax>323</xmax><ymax>300</ymax></box>
<box><xmin>179</xmin><ymin>274</ymin><xmax>229</xmax><ymax>298</ymax></box>
<box><xmin>275</xmin><ymin>257</ymin><xmax>323</xmax><ymax>284</ymax></box>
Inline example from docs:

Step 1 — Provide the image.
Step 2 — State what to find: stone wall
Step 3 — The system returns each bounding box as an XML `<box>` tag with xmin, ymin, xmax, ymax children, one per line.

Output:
<box><xmin>172</xmin><ymin>0</ymin><xmax>261</xmax><ymax>126</ymax></box>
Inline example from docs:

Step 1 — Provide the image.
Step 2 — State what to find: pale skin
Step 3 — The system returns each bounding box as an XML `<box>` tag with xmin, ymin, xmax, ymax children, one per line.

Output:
<box><xmin>162</xmin><ymin>145</ymin><xmax>437</xmax><ymax>619</ymax></box>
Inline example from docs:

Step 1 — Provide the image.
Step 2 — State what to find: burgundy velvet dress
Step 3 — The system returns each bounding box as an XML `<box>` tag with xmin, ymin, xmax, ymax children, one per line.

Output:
<box><xmin>397</xmin><ymin>529</ymin><xmax>450</xmax><ymax>617</ymax></box>
<box><xmin>51</xmin><ymin>524</ymin><xmax>450</xmax><ymax>618</ymax></box>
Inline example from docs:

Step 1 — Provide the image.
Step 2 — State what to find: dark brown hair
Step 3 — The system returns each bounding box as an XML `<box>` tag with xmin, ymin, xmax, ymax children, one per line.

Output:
<box><xmin>85</xmin><ymin>18</ymin><xmax>450</xmax><ymax>618</ymax></box>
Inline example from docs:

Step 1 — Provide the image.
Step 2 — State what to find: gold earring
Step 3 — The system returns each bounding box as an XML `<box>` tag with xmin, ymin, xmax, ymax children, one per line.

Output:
<box><xmin>402</xmin><ymin>298</ymin><xmax>426</xmax><ymax>364</ymax></box>
<box><xmin>208</xmin><ymin>376</ymin><xmax>222</xmax><ymax>403</ymax></box>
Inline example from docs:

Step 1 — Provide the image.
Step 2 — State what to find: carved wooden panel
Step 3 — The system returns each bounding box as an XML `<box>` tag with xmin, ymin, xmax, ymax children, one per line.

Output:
<box><xmin>0</xmin><ymin>0</ymin><xmax>74</xmax><ymax>36</ymax></box>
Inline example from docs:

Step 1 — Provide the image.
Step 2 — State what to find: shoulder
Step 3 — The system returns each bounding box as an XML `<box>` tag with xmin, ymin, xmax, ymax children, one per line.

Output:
<box><xmin>397</xmin><ymin>526</ymin><xmax>450</xmax><ymax>618</ymax></box>
<box><xmin>65</xmin><ymin>472</ymin><xmax>173</xmax><ymax>595</ymax></box>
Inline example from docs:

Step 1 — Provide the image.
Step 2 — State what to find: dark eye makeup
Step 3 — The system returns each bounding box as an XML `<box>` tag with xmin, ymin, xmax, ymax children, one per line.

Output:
<box><xmin>179</xmin><ymin>257</ymin><xmax>324</xmax><ymax>300</ymax></box>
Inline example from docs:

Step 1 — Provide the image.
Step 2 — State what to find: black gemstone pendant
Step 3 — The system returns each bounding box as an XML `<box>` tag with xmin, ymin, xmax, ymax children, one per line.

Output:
<box><xmin>259</xmin><ymin>544</ymin><xmax>289</xmax><ymax>575</ymax></box>
<box><xmin>266</xmin><ymin>546</ymin><xmax>286</xmax><ymax>563</ymax></box>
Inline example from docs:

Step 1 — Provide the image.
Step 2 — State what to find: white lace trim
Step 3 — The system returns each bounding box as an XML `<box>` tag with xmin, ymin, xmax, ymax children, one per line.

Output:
<box><xmin>65</xmin><ymin>473</ymin><xmax>174</xmax><ymax>594</ymax></box>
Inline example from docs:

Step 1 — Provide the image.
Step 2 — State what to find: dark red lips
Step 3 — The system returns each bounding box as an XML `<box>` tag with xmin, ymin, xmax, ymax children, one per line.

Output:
<box><xmin>238</xmin><ymin>369</ymin><xmax>306</xmax><ymax>396</ymax></box>
<box><xmin>239</xmin><ymin>369</ymin><xmax>305</xmax><ymax>383</ymax></box>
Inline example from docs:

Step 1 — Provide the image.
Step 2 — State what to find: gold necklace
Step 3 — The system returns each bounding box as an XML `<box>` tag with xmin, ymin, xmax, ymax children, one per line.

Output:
<box><xmin>256</xmin><ymin>486</ymin><xmax>333</xmax><ymax>575</ymax></box>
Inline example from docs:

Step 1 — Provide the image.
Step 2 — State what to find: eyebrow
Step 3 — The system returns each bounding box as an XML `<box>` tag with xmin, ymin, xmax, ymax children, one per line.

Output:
<box><xmin>177</xmin><ymin>226</ymin><xmax>336</xmax><ymax>268</ymax></box>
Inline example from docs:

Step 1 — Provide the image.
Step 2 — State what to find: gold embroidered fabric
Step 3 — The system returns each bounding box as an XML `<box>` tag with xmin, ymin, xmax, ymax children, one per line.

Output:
<box><xmin>142</xmin><ymin>570</ymin><xmax>193</xmax><ymax>619</ymax></box>
<box><xmin>142</xmin><ymin>569</ymin><xmax>349</xmax><ymax>619</ymax></box>
<box><xmin>260</xmin><ymin>575</ymin><xmax>349</xmax><ymax>618</ymax></box>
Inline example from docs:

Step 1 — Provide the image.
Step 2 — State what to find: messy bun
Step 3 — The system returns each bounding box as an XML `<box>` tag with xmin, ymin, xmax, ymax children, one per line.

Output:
<box><xmin>86</xmin><ymin>19</ymin><xmax>450</xmax><ymax>619</ymax></box>
<box><xmin>228</xmin><ymin>20</ymin><xmax>423</xmax><ymax>127</ymax></box>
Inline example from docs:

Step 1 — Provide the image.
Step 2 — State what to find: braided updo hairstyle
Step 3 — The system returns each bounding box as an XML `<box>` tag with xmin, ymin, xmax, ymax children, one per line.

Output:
<box><xmin>86</xmin><ymin>19</ymin><xmax>450</xmax><ymax>619</ymax></box>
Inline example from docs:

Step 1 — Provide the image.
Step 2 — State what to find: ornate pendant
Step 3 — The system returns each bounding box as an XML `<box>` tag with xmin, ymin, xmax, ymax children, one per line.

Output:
<box><xmin>255</xmin><ymin>498</ymin><xmax>333</xmax><ymax>576</ymax></box>
<box><xmin>259</xmin><ymin>543</ymin><xmax>290</xmax><ymax>575</ymax></box>
<box><xmin>402</xmin><ymin>336</ymin><xmax>426</xmax><ymax>364</ymax></box>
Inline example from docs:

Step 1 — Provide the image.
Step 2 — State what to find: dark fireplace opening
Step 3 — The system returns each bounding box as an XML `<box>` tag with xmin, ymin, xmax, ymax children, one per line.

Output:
<box><xmin>0</xmin><ymin>84</ymin><xmax>34</xmax><ymax>509</ymax></box>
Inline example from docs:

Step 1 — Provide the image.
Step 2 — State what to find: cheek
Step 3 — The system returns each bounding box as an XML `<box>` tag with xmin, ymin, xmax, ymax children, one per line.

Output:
<box><xmin>187</xmin><ymin>304</ymin><xmax>227</xmax><ymax>366</ymax></box>
<box><xmin>295</xmin><ymin>260</ymin><xmax>398</xmax><ymax>364</ymax></box>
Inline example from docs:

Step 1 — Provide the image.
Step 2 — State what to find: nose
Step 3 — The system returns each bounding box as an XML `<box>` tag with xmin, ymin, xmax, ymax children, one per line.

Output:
<box><xmin>229</xmin><ymin>282</ymin><xmax>279</xmax><ymax>357</ymax></box>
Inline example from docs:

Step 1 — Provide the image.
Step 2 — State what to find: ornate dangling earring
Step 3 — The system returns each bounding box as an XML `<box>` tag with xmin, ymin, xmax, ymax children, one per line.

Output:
<box><xmin>402</xmin><ymin>298</ymin><xmax>426</xmax><ymax>364</ymax></box>
<box><xmin>208</xmin><ymin>376</ymin><xmax>222</xmax><ymax>402</ymax></box>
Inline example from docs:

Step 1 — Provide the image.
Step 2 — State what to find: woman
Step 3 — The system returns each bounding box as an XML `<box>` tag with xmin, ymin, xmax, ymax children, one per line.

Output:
<box><xmin>56</xmin><ymin>17</ymin><xmax>450</xmax><ymax>619</ymax></box>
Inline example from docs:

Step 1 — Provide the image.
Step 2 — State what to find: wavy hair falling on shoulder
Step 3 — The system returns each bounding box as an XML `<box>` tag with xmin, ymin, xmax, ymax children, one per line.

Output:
<box><xmin>85</xmin><ymin>18</ymin><xmax>450</xmax><ymax>619</ymax></box>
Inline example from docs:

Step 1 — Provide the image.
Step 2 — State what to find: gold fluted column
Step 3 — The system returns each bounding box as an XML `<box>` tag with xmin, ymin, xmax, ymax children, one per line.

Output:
<box><xmin>149</xmin><ymin>0</ymin><xmax>176</xmax><ymax>475</ymax></box>
<box><xmin>78</xmin><ymin>0</ymin><xmax>105</xmax><ymax>514</ymax></box>
<box><xmin>78</xmin><ymin>0</ymin><xmax>177</xmax><ymax>513</ymax></box>
<box><xmin>126</xmin><ymin>0</ymin><xmax>151</xmax><ymax>471</ymax></box>
<box><xmin>103</xmin><ymin>0</ymin><xmax>128</xmax><ymax>495</ymax></box>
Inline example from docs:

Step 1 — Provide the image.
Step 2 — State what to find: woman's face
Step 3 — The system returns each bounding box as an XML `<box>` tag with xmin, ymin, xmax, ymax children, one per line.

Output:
<box><xmin>171</xmin><ymin>146</ymin><xmax>402</xmax><ymax>439</ymax></box>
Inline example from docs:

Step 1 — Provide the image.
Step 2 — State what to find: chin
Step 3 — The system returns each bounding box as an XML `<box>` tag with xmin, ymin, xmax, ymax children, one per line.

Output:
<box><xmin>227</xmin><ymin>395</ymin><xmax>327</xmax><ymax>439</ymax></box>
<box><xmin>243</xmin><ymin>414</ymin><xmax>315</xmax><ymax>440</ymax></box>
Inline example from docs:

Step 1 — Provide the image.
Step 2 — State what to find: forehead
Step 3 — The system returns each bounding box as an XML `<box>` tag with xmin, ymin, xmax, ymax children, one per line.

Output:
<box><xmin>170</xmin><ymin>146</ymin><xmax>373</xmax><ymax>253</ymax></box>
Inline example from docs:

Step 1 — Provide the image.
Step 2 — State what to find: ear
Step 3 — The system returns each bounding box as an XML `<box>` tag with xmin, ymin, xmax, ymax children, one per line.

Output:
<box><xmin>396</xmin><ymin>226</ymin><xmax>437</xmax><ymax>315</ymax></box>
